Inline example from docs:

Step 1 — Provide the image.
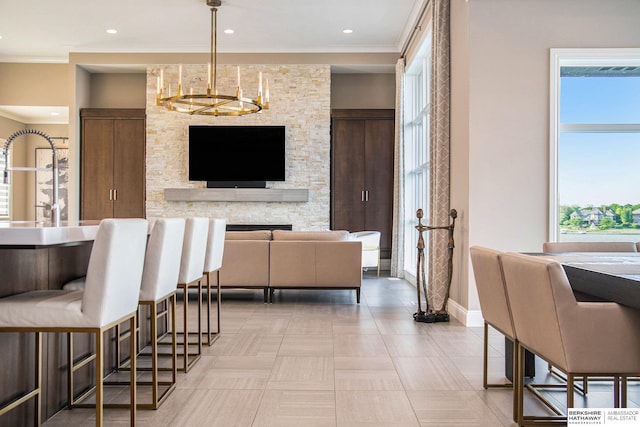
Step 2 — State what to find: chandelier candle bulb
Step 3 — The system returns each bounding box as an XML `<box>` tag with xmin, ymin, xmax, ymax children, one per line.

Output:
<box><xmin>156</xmin><ymin>70</ymin><xmax>165</xmax><ymax>104</ymax></box>
<box><xmin>258</xmin><ymin>72</ymin><xmax>263</xmax><ymax>97</ymax></box>
<box><xmin>207</xmin><ymin>63</ymin><xmax>212</xmax><ymax>92</ymax></box>
<box><xmin>265</xmin><ymin>79</ymin><xmax>270</xmax><ymax>105</ymax></box>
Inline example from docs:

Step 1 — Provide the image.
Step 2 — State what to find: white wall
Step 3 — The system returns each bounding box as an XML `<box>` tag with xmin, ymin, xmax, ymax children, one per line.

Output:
<box><xmin>449</xmin><ymin>0</ymin><xmax>471</xmax><ymax>317</ymax></box>
<box><xmin>89</xmin><ymin>74</ymin><xmax>146</xmax><ymax>108</ymax></box>
<box><xmin>0</xmin><ymin>63</ymin><xmax>69</xmax><ymax>106</ymax></box>
<box><xmin>451</xmin><ymin>0</ymin><xmax>640</xmax><ymax>320</ymax></box>
<box><xmin>331</xmin><ymin>74</ymin><xmax>395</xmax><ymax>109</ymax></box>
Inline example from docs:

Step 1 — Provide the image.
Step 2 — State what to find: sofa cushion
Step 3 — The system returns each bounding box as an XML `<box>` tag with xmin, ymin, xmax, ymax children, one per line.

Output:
<box><xmin>269</xmin><ymin>241</ymin><xmax>362</xmax><ymax>288</ymax></box>
<box><xmin>271</xmin><ymin>230</ymin><xmax>349</xmax><ymax>241</ymax></box>
<box><xmin>315</xmin><ymin>242</ymin><xmax>362</xmax><ymax>286</ymax></box>
<box><xmin>219</xmin><ymin>240</ymin><xmax>270</xmax><ymax>286</ymax></box>
<box><xmin>269</xmin><ymin>242</ymin><xmax>316</xmax><ymax>285</ymax></box>
<box><xmin>225</xmin><ymin>230</ymin><xmax>272</xmax><ymax>241</ymax></box>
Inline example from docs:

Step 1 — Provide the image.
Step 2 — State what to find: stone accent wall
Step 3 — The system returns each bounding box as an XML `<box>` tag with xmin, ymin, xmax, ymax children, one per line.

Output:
<box><xmin>145</xmin><ymin>64</ymin><xmax>331</xmax><ymax>230</ymax></box>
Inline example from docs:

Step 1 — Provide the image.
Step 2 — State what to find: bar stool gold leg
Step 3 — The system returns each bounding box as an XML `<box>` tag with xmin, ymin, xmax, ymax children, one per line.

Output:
<box><xmin>36</xmin><ymin>332</ymin><xmax>42</xmax><ymax>427</ymax></box>
<box><xmin>150</xmin><ymin>302</ymin><xmax>159</xmax><ymax>407</ymax></box>
<box><xmin>182</xmin><ymin>284</ymin><xmax>189</xmax><ymax>372</ymax></box>
<box><xmin>204</xmin><ymin>270</ymin><xmax>222</xmax><ymax>346</ymax></box>
<box><xmin>95</xmin><ymin>330</ymin><xmax>103</xmax><ymax>427</ymax></box>
<box><xmin>178</xmin><ymin>278</ymin><xmax>203</xmax><ymax>372</ymax></box>
<box><xmin>129</xmin><ymin>315</ymin><xmax>137</xmax><ymax>427</ymax></box>
<box><xmin>197</xmin><ymin>279</ymin><xmax>203</xmax><ymax>355</ymax></box>
<box><xmin>217</xmin><ymin>271</ymin><xmax>221</xmax><ymax>336</ymax></box>
<box><xmin>67</xmin><ymin>332</ymin><xmax>73</xmax><ymax>408</ymax></box>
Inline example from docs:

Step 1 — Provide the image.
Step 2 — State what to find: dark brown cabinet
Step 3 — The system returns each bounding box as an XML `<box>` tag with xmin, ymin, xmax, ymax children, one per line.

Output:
<box><xmin>80</xmin><ymin>109</ymin><xmax>145</xmax><ymax>220</ymax></box>
<box><xmin>331</xmin><ymin>109</ymin><xmax>394</xmax><ymax>260</ymax></box>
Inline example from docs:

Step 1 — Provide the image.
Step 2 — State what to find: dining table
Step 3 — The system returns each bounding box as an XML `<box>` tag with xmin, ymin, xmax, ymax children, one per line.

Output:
<box><xmin>533</xmin><ymin>251</ymin><xmax>640</xmax><ymax>309</ymax></box>
<box><xmin>505</xmin><ymin>251</ymin><xmax>640</xmax><ymax>382</ymax></box>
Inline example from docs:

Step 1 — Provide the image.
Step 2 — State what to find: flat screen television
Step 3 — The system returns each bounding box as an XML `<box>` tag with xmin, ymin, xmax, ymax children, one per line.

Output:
<box><xmin>188</xmin><ymin>125</ymin><xmax>286</xmax><ymax>188</ymax></box>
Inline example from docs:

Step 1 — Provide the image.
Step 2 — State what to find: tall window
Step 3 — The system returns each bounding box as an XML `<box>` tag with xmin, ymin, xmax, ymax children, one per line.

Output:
<box><xmin>403</xmin><ymin>31</ymin><xmax>432</xmax><ymax>275</ymax></box>
<box><xmin>550</xmin><ymin>49</ymin><xmax>640</xmax><ymax>242</ymax></box>
<box><xmin>0</xmin><ymin>143</ymin><xmax>9</xmax><ymax>218</ymax></box>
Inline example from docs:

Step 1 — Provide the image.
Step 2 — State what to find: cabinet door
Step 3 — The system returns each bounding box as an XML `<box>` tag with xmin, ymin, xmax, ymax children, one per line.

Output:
<box><xmin>331</xmin><ymin>118</ymin><xmax>366</xmax><ymax>232</ymax></box>
<box><xmin>113</xmin><ymin>119</ymin><xmax>145</xmax><ymax>218</ymax></box>
<box><xmin>81</xmin><ymin>119</ymin><xmax>114</xmax><ymax>220</ymax></box>
<box><xmin>331</xmin><ymin>109</ymin><xmax>395</xmax><ymax>260</ymax></box>
<box><xmin>364</xmin><ymin>118</ymin><xmax>394</xmax><ymax>259</ymax></box>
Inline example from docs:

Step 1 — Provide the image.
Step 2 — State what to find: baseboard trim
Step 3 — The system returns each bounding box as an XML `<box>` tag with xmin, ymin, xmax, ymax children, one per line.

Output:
<box><xmin>447</xmin><ymin>299</ymin><xmax>483</xmax><ymax>327</ymax></box>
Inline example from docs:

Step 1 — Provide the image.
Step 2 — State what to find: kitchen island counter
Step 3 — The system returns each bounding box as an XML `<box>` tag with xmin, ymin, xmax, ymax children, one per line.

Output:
<box><xmin>0</xmin><ymin>221</ymin><xmax>98</xmax><ymax>425</ymax></box>
<box><xmin>0</xmin><ymin>221</ymin><xmax>99</xmax><ymax>247</ymax></box>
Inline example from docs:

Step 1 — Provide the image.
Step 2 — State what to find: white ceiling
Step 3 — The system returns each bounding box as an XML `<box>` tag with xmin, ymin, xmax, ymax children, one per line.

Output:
<box><xmin>0</xmin><ymin>0</ymin><xmax>421</xmax><ymax>62</ymax></box>
<box><xmin>0</xmin><ymin>0</ymin><xmax>421</xmax><ymax>124</ymax></box>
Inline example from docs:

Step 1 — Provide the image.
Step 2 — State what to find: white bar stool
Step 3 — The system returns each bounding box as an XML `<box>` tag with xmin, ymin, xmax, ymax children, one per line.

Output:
<box><xmin>0</xmin><ymin>218</ymin><xmax>148</xmax><ymax>427</ymax></box>
<box><xmin>109</xmin><ymin>218</ymin><xmax>186</xmax><ymax>409</ymax></box>
<box><xmin>175</xmin><ymin>217</ymin><xmax>209</xmax><ymax>372</ymax></box>
<box><xmin>63</xmin><ymin>219</ymin><xmax>186</xmax><ymax>409</ymax></box>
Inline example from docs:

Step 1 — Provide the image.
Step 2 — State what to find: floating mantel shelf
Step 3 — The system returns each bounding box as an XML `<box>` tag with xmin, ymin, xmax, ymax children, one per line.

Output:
<box><xmin>164</xmin><ymin>188</ymin><xmax>309</xmax><ymax>202</ymax></box>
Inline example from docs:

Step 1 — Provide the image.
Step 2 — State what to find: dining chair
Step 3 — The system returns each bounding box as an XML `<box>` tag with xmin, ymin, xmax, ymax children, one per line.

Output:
<box><xmin>0</xmin><ymin>218</ymin><xmax>148</xmax><ymax>427</ymax></box>
<box><xmin>501</xmin><ymin>252</ymin><xmax>640</xmax><ymax>425</ymax></box>
<box><xmin>471</xmin><ymin>246</ymin><xmax>587</xmax><ymax>423</ymax></box>
<box><xmin>202</xmin><ymin>218</ymin><xmax>226</xmax><ymax>346</ymax></box>
<box><xmin>542</xmin><ymin>240</ymin><xmax>638</xmax><ymax>391</ymax></box>
<box><xmin>469</xmin><ymin>246</ymin><xmax>519</xmax><ymax>421</ymax></box>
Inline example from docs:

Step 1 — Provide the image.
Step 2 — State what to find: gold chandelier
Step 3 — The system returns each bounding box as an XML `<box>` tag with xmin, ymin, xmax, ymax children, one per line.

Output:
<box><xmin>156</xmin><ymin>0</ymin><xmax>269</xmax><ymax>116</ymax></box>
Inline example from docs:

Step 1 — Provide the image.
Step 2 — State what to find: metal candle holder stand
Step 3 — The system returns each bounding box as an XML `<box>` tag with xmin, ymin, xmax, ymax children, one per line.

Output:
<box><xmin>413</xmin><ymin>208</ymin><xmax>457</xmax><ymax>323</ymax></box>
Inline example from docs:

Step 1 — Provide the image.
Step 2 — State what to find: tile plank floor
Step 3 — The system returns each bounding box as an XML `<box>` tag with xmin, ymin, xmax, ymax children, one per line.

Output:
<box><xmin>43</xmin><ymin>273</ymin><xmax>639</xmax><ymax>426</ymax></box>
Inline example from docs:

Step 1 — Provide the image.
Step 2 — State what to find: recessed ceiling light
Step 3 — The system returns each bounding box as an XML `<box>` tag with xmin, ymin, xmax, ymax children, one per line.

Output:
<box><xmin>50</xmin><ymin>112</ymin><xmax>60</xmax><ymax>116</ymax></box>
<box><xmin>106</xmin><ymin>29</ymin><xmax>118</xmax><ymax>34</ymax></box>
<box><xmin>343</xmin><ymin>29</ymin><xmax>353</xmax><ymax>34</ymax></box>
<box><xmin>224</xmin><ymin>29</ymin><xmax>234</xmax><ymax>34</ymax></box>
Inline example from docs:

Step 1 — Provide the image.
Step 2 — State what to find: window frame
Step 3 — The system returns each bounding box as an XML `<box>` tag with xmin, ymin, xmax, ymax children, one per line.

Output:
<box><xmin>549</xmin><ymin>48</ymin><xmax>640</xmax><ymax>241</ymax></box>
<box><xmin>403</xmin><ymin>28</ymin><xmax>433</xmax><ymax>276</ymax></box>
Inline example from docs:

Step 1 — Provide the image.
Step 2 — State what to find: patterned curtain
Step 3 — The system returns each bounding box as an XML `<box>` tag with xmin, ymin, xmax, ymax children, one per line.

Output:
<box><xmin>390</xmin><ymin>58</ymin><xmax>406</xmax><ymax>278</ymax></box>
<box><xmin>427</xmin><ymin>0</ymin><xmax>451</xmax><ymax>312</ymax></box>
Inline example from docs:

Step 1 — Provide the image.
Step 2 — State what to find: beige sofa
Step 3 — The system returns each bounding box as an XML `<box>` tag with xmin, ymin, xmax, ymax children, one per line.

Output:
<box><xmin>217</xmin><ymin>230</ymin><xmax>362</xmax><ymax>303</ymax></box>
